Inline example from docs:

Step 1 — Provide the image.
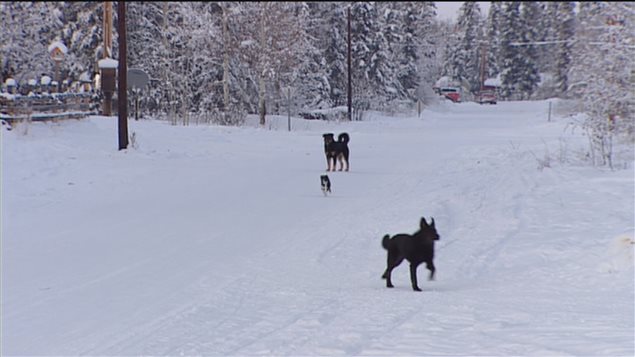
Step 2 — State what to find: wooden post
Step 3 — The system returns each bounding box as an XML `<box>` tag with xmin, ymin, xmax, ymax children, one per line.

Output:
<box><xmin>135</xmin><ymin>92</ymin><xmax>139</xmax><ymax>121</ymax></box>
<box><xmin>347</xmin><ymin>6</ymin><xmax>352</xmax><ymax>121</ymax></box>
<box><xmin>117</xmin><ymin>1</ymin><xmax>128</xmax><ymax>150</ymax></box>
<box><xmin>287</xmin><ymin>87</ymin><xmax>291</xmax><ymax>132</ymax></box>
<box><xmin>54</xmin><ymin>60</ymin><xmax>61</xmax><ymax>93</ymax></box>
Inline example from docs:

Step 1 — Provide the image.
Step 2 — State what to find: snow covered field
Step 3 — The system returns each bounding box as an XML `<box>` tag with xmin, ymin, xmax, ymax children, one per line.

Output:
<box><xmin>2</xmin><ymin>100</ymin><xmax>633</xmax><ymax>356</ymax></box>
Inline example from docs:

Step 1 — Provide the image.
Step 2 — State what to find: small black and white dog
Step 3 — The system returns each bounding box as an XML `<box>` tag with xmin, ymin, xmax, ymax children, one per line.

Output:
<box><xmin>320</xmin><ymin>175</ymin><xmax>331</xmax><ymax>196</ymax></box>
<box><xmin>1</xmin><ymin>120</ymin><xmax>12</xmax><ymax>131</ymax></box>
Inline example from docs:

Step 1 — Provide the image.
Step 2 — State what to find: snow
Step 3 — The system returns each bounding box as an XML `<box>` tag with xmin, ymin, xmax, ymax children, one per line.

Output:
<box><xmin>241</xmin><ymin>39</ymin><xmax>255</xmax><ymax>47</ymax></box>
<box><xmin>2</xmin><ymin>100</ymin><xmax>634</xmax><ymax>356</ymax></box>
<box><xmin>434</xmin><ymin>76</ymin><xmax>452</xmax><ymax>88</ymax></box>
<box><xmin>79</xmin><ymin>72</ymin><xmax>91</xmax><ymax>82</ymax></box>
<box><xmin>98</xmin><ymin>58</ymin><xmax>119</xmax><ymax>69</ymax></box>
<box><xmin>40</xmin><ymin>75</ymin><xmax>52</xmax><ymax>85</ymax></box>
<box><xmin>48</xmin><ymin>40</ymin><xmax>68</xmax><ymax>55</ymax></box>
<box><xmin>484</xmin><ymin>76</ymin><xmax>502</xmax><ymax>87</ymax></box>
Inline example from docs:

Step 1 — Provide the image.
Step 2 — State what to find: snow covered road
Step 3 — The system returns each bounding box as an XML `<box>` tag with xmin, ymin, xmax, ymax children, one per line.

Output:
<box><xmin>2</xmin><ymin>100</ymin><xmax>633</xmax><ymax>356</ymax></box>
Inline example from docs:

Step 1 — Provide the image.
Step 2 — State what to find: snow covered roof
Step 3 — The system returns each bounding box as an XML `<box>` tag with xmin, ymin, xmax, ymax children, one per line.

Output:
<box><xmin>41</xmin><ymin>76</ymin><xmax>52</xmax><ymax>85</ymax></box>
<box><xmin>5</xmin><ymin>78</ymin><xmax>16</xmax><ymax>86</ymax></box>
<box><xmin>98</xmin><ymin>58</ymin><xmax>118</xmax><ymax>69</ymax></box>
<box><xmin>434</xmin><ymin>76</ymin><xmax>450</xmax><ymax>88</ymax></box>
<box><xmin>484</xmin><ymin>76</ymin><xmax>501</xmax><ymax>87</ymax></box>
<box><xmin>434</xmin><ymin>76</ymin><xmax>459</xmax><ymax>88</ymax></box>
<box><xmin>48</xmin><ymin>41</ymin><xmax>68</xmax><ymax>54</ymax></box>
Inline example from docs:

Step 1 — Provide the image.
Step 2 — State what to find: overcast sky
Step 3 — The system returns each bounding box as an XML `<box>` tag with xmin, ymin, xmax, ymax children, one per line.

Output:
<box><xmin>435</xmin><ymin>2</ymin><xmax>491</xmax><ymax>22</ymax></box>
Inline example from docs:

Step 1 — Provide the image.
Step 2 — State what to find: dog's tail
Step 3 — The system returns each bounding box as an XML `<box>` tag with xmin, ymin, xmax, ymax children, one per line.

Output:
<box><xmin>338</xmin><ymin>132</ymin><xmax>350</xmax><ymax>144</ymax></box>
<box><xmin>381</xmin><ymin>234</ymin><xmax>391</xmax><ymax>250</ymax></box>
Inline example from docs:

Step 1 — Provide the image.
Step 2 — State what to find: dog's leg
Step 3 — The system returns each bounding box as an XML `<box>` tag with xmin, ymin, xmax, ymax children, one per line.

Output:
<box><xmin>382</xmin><ymin>252</ymin><xmax>403</xmax><ymax>288</ymax></box>
<box><xmin>426</xmin><ymin>261</ymin><xmax>436</xmax><ymax>281</ymax></box>
<box><xmin>383</xmin><ymin>268</ymin><xmax>394</xmax><ymax>288</ymax></box>
<box><xmin>409</xmin><ymin>263</ymin><xmax>422</xmax><ymax>291</ymax></box>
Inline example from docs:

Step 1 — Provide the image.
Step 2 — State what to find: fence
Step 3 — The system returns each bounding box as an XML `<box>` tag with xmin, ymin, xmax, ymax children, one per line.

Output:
<box><xmin>0</xmin><ymin>92</ymin><xmax>98</xmax><ymax>123</ymax></box>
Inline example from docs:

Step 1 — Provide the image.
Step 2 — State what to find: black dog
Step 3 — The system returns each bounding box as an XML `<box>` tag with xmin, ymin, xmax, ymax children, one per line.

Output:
<box><xmin>381</xmin><ymin>217</ymin><xmax>440</xmax><ymax>291</ymax></box>
<box><xmin>320</xmin><ymin>175</ymin><xmax>331</xmax><ymax>196</ymax></box>
<box><xmin>323</xmin><ymin>132</ymin><xmax>350</xmax><ymax>172</ymax></box>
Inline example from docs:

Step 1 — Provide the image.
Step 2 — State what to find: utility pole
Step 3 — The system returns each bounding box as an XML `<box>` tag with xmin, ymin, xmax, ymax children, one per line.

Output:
<box><xmin>479</xmin><ymin>42</ymin><xmax>487</xmax><ymax>93</ymax></box>
<box><xmin>347</xmin><ymin>6</ymin><xmax>352</xmax><ymax>121</ymax></box>
<box><xmin>101</xmin><ymin>1</ymin><xmax>114</xmax><ymax>116</ymax></box>
<box><xmin>103</xmin><ymin>1</ymin><xmax>112</xmax><ymax>58</ymax></box>
<box><xmin>117</xmin><ymin>1</ymin><xmax>128</xmax><ymax>150</ymax></box>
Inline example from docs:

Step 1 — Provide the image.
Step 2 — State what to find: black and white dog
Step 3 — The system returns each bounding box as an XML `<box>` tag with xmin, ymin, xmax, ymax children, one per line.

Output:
<box><xmin>320</xmin><ymin>175</ymin><xmax>331</xmax><ymax>196</ymax></box>
<box><xmin>323</xmin><ymin>132</ymin><xmax>350</xmax><ymax>172</ymax></box>
<box><xmin>1</xmin><ymin>120</ymin><xmax>12</xmax><ymax>131</ymax></box>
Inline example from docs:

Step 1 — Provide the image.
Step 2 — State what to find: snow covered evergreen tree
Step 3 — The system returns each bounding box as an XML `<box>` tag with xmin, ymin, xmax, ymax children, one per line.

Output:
<box><xmin>570</xmin><ymin>2</ymin><xmax>635</xmax><ymax>167</ymax></box>
<box><xmin>57</xmin><ymin>2</ymin><xmax>102</xmax><ymax>83</ymax></box>
<box><xmin>553</xmin><ymin>2</ymin><xmax>575</xmax><ymax>97</ymax></box>
<box><xmin>0</xmin><ymin>2</ymin><xmax>64</xmax><ymax>84</ymax></box>
<box><xmin>349</xmin><ymin>2</ymin><xmax>398</xmax><ymax>108</ymax></box>
<box><xmin>127</xmin><ymin>2</ymin><xmax>188</xmax><ymax>116</ymax></box>
<box><xmin>350</xmin><ymin>2</ymin><xmax>380</xmax><ymax>110</ymax></box>
<box><xmin>536</xmin><ymin>2</ymin><xmax>557</xmax><ymax>74</ymax></box>
<box><xmin>457</xmin><ymin>2</ymin><xmax>483</xmax><ymax>92</ymax></box>
<box><xmin>379</xmin><ymin>2</ymin><xmax>406</xmax><ymax>101</ymax></box>
<box><xmin>499</xmin><ymin>2</ymin><xmax>523</xmax><ymax>100</ymax></box>
<box><xmin>291</xmin><ymin>3</ymin><xmax>332</xmax><ymax>110</ymax></box>
<box><xmin>307</xmin><ymin>3</ymin><xmax>348</xmax><ymax>107</ymax></box>
<box><xmin>232</xmin><ymin>2</ymin><xmax>310</xmax><ymax>125</ymax></box>
<box><xmin>393</xmin><ymin>2</ymin><xmax>437</xmax><ymax>100</ymax></box>
<box><xmin>413</xmin><ymin>2</ymin><xmax>441</xmax><ymax>99</ymax></box>
<box><xmin>440</xmin><ymin>27</ymin><xmax>460</xmax><ymax>85</ymax></box>
<box><xmin>484</xmin><ymin>1</ymin><xmax>503</xmax><ymax>79</ymax></box>
<box><xmin>516</xmin><ymin>1</ymin><xmax>541</xmax><ymax>99</ymax></box>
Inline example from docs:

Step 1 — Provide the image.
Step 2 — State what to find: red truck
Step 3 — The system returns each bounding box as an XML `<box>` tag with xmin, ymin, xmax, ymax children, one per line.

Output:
<box><xmin>439</xmin><ymin>87</ymin><xmax>461</xmax><ymax>103</ymax></box>
<box><xmin>476</xmin><ymin>85</ymin><xmax>497</xmax><ymax>104</ymax></box>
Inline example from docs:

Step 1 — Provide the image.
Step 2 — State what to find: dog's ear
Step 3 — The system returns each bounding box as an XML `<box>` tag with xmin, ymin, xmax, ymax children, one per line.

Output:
<box><xmin>430</xmin><ymin>217</ymin><xmax>435</xmax><ymax>227</ymax></box>
<box><xmin>421</xmin><ymin>217</ymin><xmax>429</xmax><ymax>228</ymax></box>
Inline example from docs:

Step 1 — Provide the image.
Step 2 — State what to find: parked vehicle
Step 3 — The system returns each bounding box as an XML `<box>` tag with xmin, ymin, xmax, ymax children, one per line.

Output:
<box><xmin>439</xmin><ymin>87</ymin><xmax>461</xmax><ymax>103</ymax></box>
<box><xmin>476</xmin><ymin>89</ymin><xmax>497</xmax><ymax>104</ymax></box>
